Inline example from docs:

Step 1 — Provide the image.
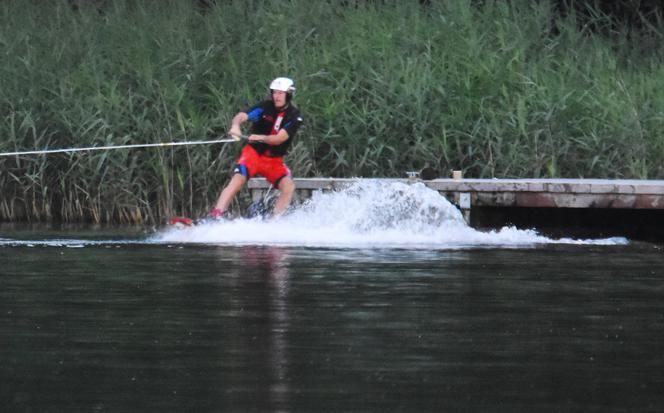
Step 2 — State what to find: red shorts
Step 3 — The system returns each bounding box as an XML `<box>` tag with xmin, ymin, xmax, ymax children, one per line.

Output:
<box><xmin>235</xmin><ymin>145</ymin><xmax>291</xmax><ymax>187</ymax></box>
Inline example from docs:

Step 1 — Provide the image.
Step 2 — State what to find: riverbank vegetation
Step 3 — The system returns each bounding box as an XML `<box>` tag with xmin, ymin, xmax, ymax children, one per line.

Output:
<box><xmin>1</xmin><ymin>0</ymin><xmax>663</xmax><ymax>223</ymax></box>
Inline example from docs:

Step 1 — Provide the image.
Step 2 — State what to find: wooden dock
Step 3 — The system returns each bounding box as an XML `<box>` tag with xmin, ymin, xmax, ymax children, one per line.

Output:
<box><xmin>248</xmin><ymin>178</ymin><xmax>664</xmax><ymax>241</ymax></box>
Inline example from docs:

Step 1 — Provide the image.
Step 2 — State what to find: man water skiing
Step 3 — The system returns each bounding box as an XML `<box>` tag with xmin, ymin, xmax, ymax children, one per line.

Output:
<box><xmin>209</xmin><ymin>77</ymin><xmax>303</xmax><ymax>219</ymax></box>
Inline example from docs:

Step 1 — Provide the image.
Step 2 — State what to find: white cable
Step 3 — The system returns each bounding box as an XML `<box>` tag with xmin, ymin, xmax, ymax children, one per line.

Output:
<box><xmin>0</xmin><ymin>135</ymin><xmax>244</xmax><ymax>157</ymax></box>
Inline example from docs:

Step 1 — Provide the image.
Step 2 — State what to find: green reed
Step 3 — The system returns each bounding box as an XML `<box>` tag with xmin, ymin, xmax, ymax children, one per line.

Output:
<box><xmin>1</xmin><ymin>0</ymin><xmax>663</xmax><ymax>223</ymax></box>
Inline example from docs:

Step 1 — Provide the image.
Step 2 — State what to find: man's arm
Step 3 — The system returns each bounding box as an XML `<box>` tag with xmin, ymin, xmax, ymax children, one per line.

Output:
<box><xmin>228</xmin><ymin>112</ymin><xmax>248</xmax><ymax>138</ymax></box>
<box><xmin>247</xmin><ymin>129</ymin><xmax>289</xmax><ymax>145</ymax></box>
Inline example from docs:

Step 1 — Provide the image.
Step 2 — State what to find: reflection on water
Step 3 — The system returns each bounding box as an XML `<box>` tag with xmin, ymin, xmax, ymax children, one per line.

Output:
<box><xmin>1</xmin><ymin>231</ymin><xmax>663</xmax><ymax>412</ymax></box>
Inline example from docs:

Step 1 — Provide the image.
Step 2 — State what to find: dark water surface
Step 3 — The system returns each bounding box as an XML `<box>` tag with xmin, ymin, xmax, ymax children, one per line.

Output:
<box><xmin>1</xmin><ymin>227</ymin><xmax>663</xmax><ymax>412</ymax></box>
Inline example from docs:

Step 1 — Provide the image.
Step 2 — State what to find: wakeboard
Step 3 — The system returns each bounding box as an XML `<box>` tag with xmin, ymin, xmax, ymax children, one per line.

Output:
<box><xmin>169</xmin><ymin>216</ymin><xmax>195</xmax><ymax>226</ymax></box>
<box><xmin>168</xmin><ymin>215</ymin><xmax>230</xmax><ymax>227</ymax></box>
<box><xmin>169</xmin><ymin>196</ymin><xmax>276</xmax><ymax>227</ymax></box>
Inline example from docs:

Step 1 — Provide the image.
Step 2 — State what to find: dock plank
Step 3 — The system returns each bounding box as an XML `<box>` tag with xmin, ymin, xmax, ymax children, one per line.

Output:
<box><xmin>247</xmin><ymin>178</ymin><xmax>664</xmax><ymax>209</ymax></box>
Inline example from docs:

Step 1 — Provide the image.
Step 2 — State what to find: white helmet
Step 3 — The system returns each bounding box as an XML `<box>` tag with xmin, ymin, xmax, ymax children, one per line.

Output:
<box><xmin>269</xmin><ymin>77</ymin><xmax>296</xmax><ymax>95</ymax></box>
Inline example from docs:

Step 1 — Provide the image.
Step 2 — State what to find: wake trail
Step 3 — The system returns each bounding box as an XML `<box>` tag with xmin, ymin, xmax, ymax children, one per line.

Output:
<box><xmin>153</xmin><ymin>180</ymin><xmax>628</xmax><ymax>249</ymax></box>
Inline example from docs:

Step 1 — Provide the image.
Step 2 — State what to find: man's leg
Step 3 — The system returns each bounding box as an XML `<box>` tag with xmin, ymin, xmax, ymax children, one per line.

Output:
<box><xmin>273</xmin><ymin>176</ymin><xmax>295</xmax><ymax>216</ymax></box>
<box><xmin>214</xmin><ymin>173</ymin><xmax>247</xmax><ymax>213</ymax></box>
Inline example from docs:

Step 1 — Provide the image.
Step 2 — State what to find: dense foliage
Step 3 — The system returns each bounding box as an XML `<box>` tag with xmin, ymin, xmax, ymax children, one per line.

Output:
<box><xmin>1</xmin><ymin>0</ymin><xmax>663</xmax><ymax>222</ymax></box>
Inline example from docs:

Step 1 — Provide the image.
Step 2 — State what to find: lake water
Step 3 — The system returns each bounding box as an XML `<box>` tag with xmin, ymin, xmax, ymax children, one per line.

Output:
<box><xmin>2</xmin><ymin>181</ymin><xmax>663</xmax><ymax>412</ymax></box>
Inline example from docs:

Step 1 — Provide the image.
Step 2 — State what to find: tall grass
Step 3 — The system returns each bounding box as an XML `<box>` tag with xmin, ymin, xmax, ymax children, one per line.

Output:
<box><xmin>1</xmin><ymin>0</ymin><xmax>663</xmax><ymax>223</ymax></box>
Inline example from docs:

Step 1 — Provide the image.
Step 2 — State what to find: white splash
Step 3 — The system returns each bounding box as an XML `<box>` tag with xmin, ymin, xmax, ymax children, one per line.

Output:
<box><xmin>0</xmin><ymin>238</ymin><xmax>137</xmax><ymax>247</ymax></box>
<box><xmin>153</xmin><ymin>180</ymin><xmax>628</xmax><ymax>249</ymax></box>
